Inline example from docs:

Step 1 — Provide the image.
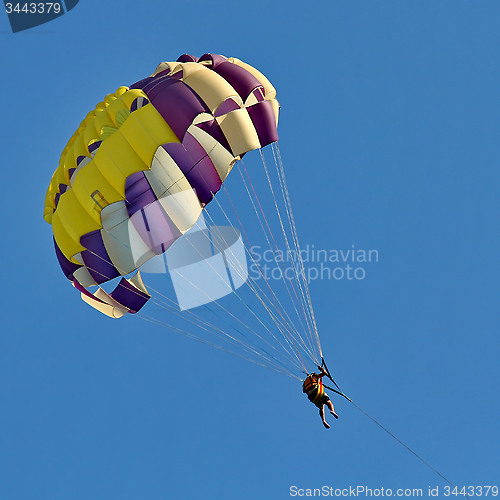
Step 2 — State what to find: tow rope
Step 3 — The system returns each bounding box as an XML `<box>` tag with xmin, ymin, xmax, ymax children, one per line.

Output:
<box><xmin>317</xmin><ymin>357</ymin><xmax>468</xmax><ymax>498</ymax></box>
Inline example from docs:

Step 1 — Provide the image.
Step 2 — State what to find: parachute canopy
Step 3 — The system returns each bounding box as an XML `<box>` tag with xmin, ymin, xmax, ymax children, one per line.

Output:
<box><xmin>44</xmin><ymin>53</ymin><xmax>279</xmax><ymax>318</ymax></box>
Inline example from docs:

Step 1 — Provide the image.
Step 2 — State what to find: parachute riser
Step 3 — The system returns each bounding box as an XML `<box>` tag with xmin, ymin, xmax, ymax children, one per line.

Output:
<box><xmin>320</xmin><ymin>357</ymin><xmax>352</xmax><ymax>402</ymax></box>
<box><xmin>323</xmin><ymin>384</ymin><xmax>352</xmax><ymax>403</ymax></box>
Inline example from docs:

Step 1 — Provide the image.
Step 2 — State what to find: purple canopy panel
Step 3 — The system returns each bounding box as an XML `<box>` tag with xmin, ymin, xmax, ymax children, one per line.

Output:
<box><xmin>125</xmin><ymin>171</ymin><xmax>157</xmax><ymax>218</ymax></box>
<box><xmin>162</xmin><ymin>133</ymin><xmax>222</xmax><ymax>204</ymax></box>
<box><xmin>198</xmin><ymin>53</ymin><xmax>227</xmax><ymax>68</ymax></box>
<box><xmin>215</xmin><ymin>98</ymin><xmax>241</xmax><ymax>117</ymax></box>
<box><xmin>80</xmin><ymin>230</ymin><xmax>121</xmax><ymax>284</ymax></box>
<box><xmin>54</xmin><ymin>238</ymin><xmax>81</xmax><ymax>280</ymax></box>
<box><xmin>247</xmin><ymin>100</ymin><xmax>279</xmax><ymax>147</ymax></box>
<box><xmin>130</xmin><ymin>97</ymin><xmax>150</xmax><ymax>112</ymax></box>
<box><xmin>129</xmin><ymin>202</ymin><xmax>182</xmax><ymax>255</ymax></box>
<box><xmin>160</xmin><ymin>142</ymin><xmax>197</xmax><ymax>172</ymax></box>
<box><xmin>177</xmin><ymin>54</ymin><xmax>198</xmax><ymax>63</ymax></box>
<box><xmin>125</xmin><ymin>171</ymin><xmax>181</xmax><ymax>254</ymax></box>
<box><xmin>182</xmin><ymin>132</ymin><xmax>210</xmax><ymax>164</ymax></box>
<box><xmin>138</xmin><ymin>77</ymin><xmax>209</xmax><ymax>141</ymax></box>
<box><xmin>251</xmin><ymin>87</ymin><xmax>265</xmax><ymax>103</ymax></box>
<box><xmin>212</xmin><ymin>61</ymin><xmax>262</xmax><ymax>101</ymax></box>
<box><xmin>184</xmin><ymin>155</ymin><xmax>222</xmax><ymax>204</ymax></box>
<box><xmin>54</xmin><ymin>184</ymin><xmax>68</xmax><ymax>209</ymax></box>
<box><xmin>110</xmin><ymin>278</ymin><xmax>150</xmax><ymax>313</ymax></box>
<box><xmin>154</xmin><ymin>68</ymin><xmax>172</xmax><ymax>79</ymax></box>
<box><xmin>130</xmin><ymin>76</ymin><xmax>155</xmax><ymax>90</ymax></box>
<box><xmin>195</xmin><ymin>119</ymin><xmax>233</xmax><ymax>156</ymax></box>
<box><xmin>88</xmin><ymin>141</ymin><xmax>101</xmax><ymax>156</ymax></box>
<box><xmin>170</xmin><ymin>71</ymin><xmax>183</xmax><ymax>80</ymax></box>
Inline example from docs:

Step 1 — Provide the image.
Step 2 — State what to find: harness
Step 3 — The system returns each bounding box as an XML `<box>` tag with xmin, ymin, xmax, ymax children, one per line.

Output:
<box><xmin>303</xmin><ymin>374</ymin><xmax>324</xmax><ymax>404</ymax></box>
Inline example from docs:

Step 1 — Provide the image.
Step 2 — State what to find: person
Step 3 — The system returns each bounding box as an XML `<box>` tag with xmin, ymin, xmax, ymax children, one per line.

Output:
<box><xmin>303</xmin><ymin>366</ymin><xmax>339</xmax><ymax>429</ymax></box>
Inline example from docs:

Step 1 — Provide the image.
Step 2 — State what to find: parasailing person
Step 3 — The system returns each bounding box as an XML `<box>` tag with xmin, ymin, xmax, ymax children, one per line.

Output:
<box><xmin>303</xmin><ymin>365</ymin><xmax>339</xmax><ymax>429</ymax></box>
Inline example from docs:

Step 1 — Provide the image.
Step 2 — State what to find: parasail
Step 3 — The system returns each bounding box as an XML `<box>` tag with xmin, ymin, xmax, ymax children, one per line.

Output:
<box><xmin>44</xmin><ymin>53</ymin><xmax>324</xmax><ymax>380</ymax></box>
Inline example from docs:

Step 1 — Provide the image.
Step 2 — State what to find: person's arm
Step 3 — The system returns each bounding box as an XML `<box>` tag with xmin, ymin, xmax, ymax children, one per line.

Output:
<box><xmin>316</xmin><ymin>366</ymin><xmax>327</xmax><ymax>379</ymax></box>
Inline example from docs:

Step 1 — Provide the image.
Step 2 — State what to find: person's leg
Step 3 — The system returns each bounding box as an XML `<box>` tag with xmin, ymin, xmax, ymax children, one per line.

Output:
<box><xmin>319</xmin><ymin>406</ymin><xmax>330</xmax><ymax>428</ymax></box>
<box><xmin>326</xmin><ymin>399</ymin><xmax>339</xmax><ymax>419</ymax></box>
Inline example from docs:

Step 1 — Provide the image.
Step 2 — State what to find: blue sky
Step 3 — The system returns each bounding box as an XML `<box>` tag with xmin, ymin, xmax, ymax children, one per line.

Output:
<box><xmin>1</xmin><ymin>1</ymin><xmax>499</xmax><ymax>499</ymax></box>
